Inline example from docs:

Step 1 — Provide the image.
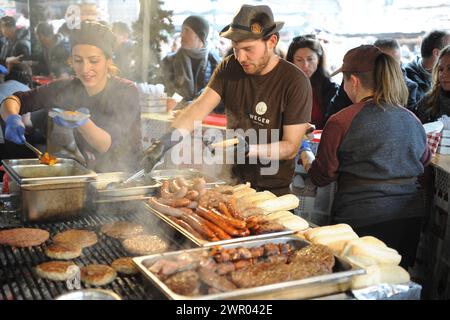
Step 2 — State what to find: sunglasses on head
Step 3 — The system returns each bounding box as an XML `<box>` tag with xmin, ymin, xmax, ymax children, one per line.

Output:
<box><xmin>293</xmin><ymin>34</ymin><xmax>317</xmax><ymax>42</ymax></box>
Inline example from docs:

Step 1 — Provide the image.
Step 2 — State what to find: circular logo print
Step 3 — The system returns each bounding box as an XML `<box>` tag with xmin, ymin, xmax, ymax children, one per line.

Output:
<box><xmin>255</xmin><ymin>102</ymin><xmax>268</xmax><ymax>116</ymax></box>
<box><xmin>251</xmin><ymin>23</ymin><xmax>263</xmax><ymax>34</ymax></box>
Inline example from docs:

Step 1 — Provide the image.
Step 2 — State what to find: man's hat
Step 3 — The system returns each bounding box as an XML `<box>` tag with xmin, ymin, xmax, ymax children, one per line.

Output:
<box><xmin>220</xmin><ymin>5</ymin><xmax>284</xmax><ymax>42</ymax></box>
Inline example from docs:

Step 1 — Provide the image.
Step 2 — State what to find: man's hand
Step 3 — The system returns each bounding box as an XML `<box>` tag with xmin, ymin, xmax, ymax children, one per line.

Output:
<box><xmin>5</xmin><ymin>55</ymin><xmax>23</xmax><ymax>71</ymax></box>
<box><xmin>5</xmin><ymin>114</ymin><xmax>26</xmax><ymax>144</ymax></box>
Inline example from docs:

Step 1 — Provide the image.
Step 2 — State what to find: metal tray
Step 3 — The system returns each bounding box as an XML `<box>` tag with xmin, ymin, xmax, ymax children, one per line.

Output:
<box><xmin>2</xmin><ymin>158</ymin><xmax>97</xmax><ymax>185</ymax></box>
<box><xmin>144</xmin><ymin>202</ymin><xmax>295</xmax><ymax>247</ymax></box>
<box><xmin>133</xmin><ymin>237</ymin><xmax>365</xmax><ymax>300</ymax></box>
<box><xmin>150</xmin><ymin>169</ymin><xmax>226</xmax><ymax>186</ymax></box>
<box><xmin>89</xmin><ymin>172</ymin><xmax>161</xmax><ymax>198</ymax></box>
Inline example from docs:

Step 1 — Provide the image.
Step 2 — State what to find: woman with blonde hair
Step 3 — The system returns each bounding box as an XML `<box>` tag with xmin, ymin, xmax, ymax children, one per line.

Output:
<box><xmin>415</xmin><ymin>45</ymin><xmax>450</xmax><ymax>123</ymax></box>
<box><xmin>0</xmin><ymin>21</ymin><xmax>142</xmax><ymax>173</ymax></box>
<box><xmin>308</xmin><ymin>45</ymin><xmax>431</xmax><ymax>268</ymax></box>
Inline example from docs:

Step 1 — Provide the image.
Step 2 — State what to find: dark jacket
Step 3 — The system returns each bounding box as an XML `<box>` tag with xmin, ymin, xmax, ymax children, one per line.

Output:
<box><xmin>37</xmin><ymin>33</ymin><xmax>71</xmax><ymax>77</ymax></box>
<box><xmin>325</xmin><ymin>80</ymin><xmax>352</xmax><ymax>121</ymax></box>
<box><xmin>318</xmin><ymin>77</ymin><xmax>339</xmax><ymax>127</ymax></box>
<box><xmin>405</xmin><ymin>56</ymin><xmax>432</xmax><ymax>102</ymax></box>
<box><xmin>414</xmin><ymin>90</ymin><xmax>450</xmax><ymax>123</ymax></box>
<box><xmin>0</xmin><ymin>28</ymin><xmax>30</xmax><ymax>64</ymax></box>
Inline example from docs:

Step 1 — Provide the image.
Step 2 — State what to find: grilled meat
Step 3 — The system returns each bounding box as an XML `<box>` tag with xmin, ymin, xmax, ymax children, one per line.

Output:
<box><xmin>53</xmin><ymin>229</ymin><xmax>98</xmax><ymax>248</ymax></box>
<box><xmin>0</xmin><ymin>228</ymin><xmax>49</xmax><ymax>248</ymax></box>
<box><xmin>100</xmin><ymin>221</ymin><xmax>145</xmax><ymax>240</ymax></box>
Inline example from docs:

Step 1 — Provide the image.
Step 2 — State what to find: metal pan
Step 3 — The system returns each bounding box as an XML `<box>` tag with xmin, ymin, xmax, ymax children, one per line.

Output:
<box><xmin>144</xmin><ymin>202</ymin><xmax>295</xmax><ymax>247</ymax></box>
<box><xmin>132</xmin><ymin>237</ymin><xmax>365</xmax><ymax>300</ymax></box>
<box><xmin>90</xmin><ymin>172</ymin><xmax>161</xmax><ymax>198</ymax></box>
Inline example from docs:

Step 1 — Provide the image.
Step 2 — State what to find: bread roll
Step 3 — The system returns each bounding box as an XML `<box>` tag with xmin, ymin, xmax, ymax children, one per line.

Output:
<box><xmin>256</xmin><ymin>194</ymin><xmax>300</xmax><ymax>214</ymax></box>
<box><xmin>345</xmin><ymin>241</ymin><xmax>402</xmax><ymax>266</ymax></box>
<box><xmin>351</xmin><ymin>265</ymin><xmax>410</xmax><ymax>290</ymax></box>
<box><xmin>311</xmin><ymin>231</ymin><xmax>359</xmax><ymax>245</ymax></box>
<box><xmin>279</xmin><ymin>216</ymin><xmax>309</xmax><ymax>232</ymax></box>
<box><xmin>246</xmin><ymin>191</ymin><xmax>277</xmax><ymax>205</ymax></box>
<box><xmin>234</xmin><ymin>188</ymin><xmax>257</xmax><ymax>199</ymax></box>
<box><xmin>341</xmin><ymin>236</ymin><xmax>386</xmax><ymax>257</ymax></box>
<box><xmin>304</xmin><ymin>224</ymin><xmax>354</xmax><ymax>241</ymax></box>
<box><xmin>265</xmin><ymin>211</ymin><xmax>294</xmax><ymax>221</ymax></box>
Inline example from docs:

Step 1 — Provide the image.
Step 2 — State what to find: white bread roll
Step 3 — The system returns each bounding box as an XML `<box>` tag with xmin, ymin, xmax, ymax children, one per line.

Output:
<box><xmin>232</xmin><ymin>183</ymin><xmax>251</xmax><ymax>193</ymax></box>
<box><xmin>351</xmin><ymin>265</ymin><xmax>410</xmax><ymax>290</ymax></box>
<box><xmin>234</xmin><ymin>188</ymin><xmax>257</xmax><ymax>199</ymax></box>
<box><xmin>304</xmin><ymin>224</ymin><xmax>354</xmax><ymax>241</ymax></box>
<box><xmin>311</xmin><ymin>231</ymin><xmax>359</xmax><ymax>253</ymax></box>
<box><xmin>341</xmin><ymin>236</ymin><xmax>387</xmax><ymax>257</ymax></box>
<box><xmin>278</xmin><ymin>215</ymin><xmax>309</xmax><ymax>232</ymax></box>
<box><xmin>256</xmin><ymin>194</ymin><xmax>300</xmax><ymax>214</ymax></box>
<box><xmin>265</xmin><ymin>211</ymin><xmax>294</xmax><ymax>221</ymax></box>
<box><xmin>246</xmin><ymin>191</ymin><xmax>277</xmax><ymax>205</ymax></box>
<box><xmin>345</xmin><ymin>241</ymin><xmax>402</xmax><ymax>266</ymax></box>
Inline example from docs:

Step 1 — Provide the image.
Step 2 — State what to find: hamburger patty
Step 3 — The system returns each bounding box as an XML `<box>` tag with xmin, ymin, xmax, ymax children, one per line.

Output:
<box><xmin>36</xmin><ymin>261</ymin><xmax>79</xmax><ymax>281</ymax></box>
<box><xmin>45</xmin><ymin>242</ymin><xmax>82</xmax><ymax>260</ymax></box>
<box><xmin>164</xmin><ymin>270</ymin><xmax>200</xmax><ymax>296</ymax></box>
<box><xmin>81</xmin><ymin>264</ymin><xmax>117</xmax><ymax>286</ymax></box>
<box><xmin>101</xmin><ymin>221</ymin><xmax>145</xmax><ymax>240</ymax></box>
<box><xmin>53</xmin><ymin>230</ymin><xmax>98</xmax><ymax>248</ymax></box>
<box><xmin>122</xmin><ymin>235</ymin><xmax>168</xmax><ymax>256</ymax></box>
<box><xmin>111</xmin><ymin>257</ymin><xmax>138</xmax><ymax>275</ymax></box>
<box><xmin>0</xmin><ymin>228</ymin><xmax>49</xmax><ymax>247</ymax></box>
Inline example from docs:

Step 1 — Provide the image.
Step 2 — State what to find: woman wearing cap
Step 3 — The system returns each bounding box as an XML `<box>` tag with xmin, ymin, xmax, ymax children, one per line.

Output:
<box><xmin>0</xmin><ymin>21</ymin><xmax>142</xmax><ymax>173</ymax></box>
<box><xmin>286</xmin><ymin>35</ymin><xmax>338</xmax><ymax>129</ymax></box>
<box><xmin>307</xmin><ymin>45</ymin><xmax>431</xmax><ymax>268</ymax></box>
<box><xmin>414</xmin><ymin>45</ymin><xmax>450</xmax><ymax>124</ymax></box>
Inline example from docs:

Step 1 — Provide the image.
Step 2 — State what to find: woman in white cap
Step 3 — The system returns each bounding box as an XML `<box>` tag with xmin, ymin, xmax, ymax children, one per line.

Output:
<box><xmin>0</xmin><ymin>21</ymin><xmax>142</xmax><ymax>173</ymax></box>
<box><xmin>308</xmin><ymin>45</ymin><xmax>431</xmax><ymax>268</ymax></box>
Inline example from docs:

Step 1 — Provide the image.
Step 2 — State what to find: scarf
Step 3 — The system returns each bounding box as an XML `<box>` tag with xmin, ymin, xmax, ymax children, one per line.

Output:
<box><xmin>173</xmin><ymin>47</ymin><xmax>208</xmax><ymax>100</ymax></box>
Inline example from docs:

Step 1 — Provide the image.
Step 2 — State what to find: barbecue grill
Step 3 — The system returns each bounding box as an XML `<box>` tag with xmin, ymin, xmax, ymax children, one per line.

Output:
<box><xmin>0</xmin><ymin>203</ymin><xmax>193</xmax><ymax>300</ymax></box>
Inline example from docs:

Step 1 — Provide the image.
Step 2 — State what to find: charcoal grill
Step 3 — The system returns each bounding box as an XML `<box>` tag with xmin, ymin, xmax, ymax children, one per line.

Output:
<box><xmin>0</xmin><ymin>203</ymin><xmax>193</xmax><ymax>300</ymax></box>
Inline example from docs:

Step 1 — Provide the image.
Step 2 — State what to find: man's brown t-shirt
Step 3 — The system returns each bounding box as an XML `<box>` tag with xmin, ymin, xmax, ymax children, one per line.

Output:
<box><xmin>208</xmin><ymin>55</ymin><xmax>312</xmax><ymax>190</ymax></box>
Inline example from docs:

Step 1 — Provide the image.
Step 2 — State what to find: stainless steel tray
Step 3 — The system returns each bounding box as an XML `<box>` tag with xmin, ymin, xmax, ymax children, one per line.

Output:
<box><xmin>133</xmin><ymin>237</ymin><xmax>365</xmax><ymax>300</ymax></box>
<box><xmin>150</xmin><ymin>169</ymin><xmax>226</xmax><ymax>186</ymax></box>
<box><xmin>2</xmin><ymin>158</ymin><xmax>97</xmax><ymax>185</ymax></box>
<box><xmin>90</xmin><ymin>172</ymin><xmax>161</xmax><ymax>198</ymax></box>
<box><xmin>144</xmin><ymin>202</ymin><xmax>295</xmax><ymax>247</ymax></box>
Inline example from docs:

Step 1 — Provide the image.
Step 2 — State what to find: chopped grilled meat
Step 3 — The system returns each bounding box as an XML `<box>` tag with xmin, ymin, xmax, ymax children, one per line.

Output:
<box><xmin>263</xmin><ymin>243</ymin><xmax>280</xmax><ymax>257</ymax></box>
<box><xmin>198</xmin><ymin>267</ymin><xmax>237</xmax><ymax>292</ymax></box>
<box><xmin>164</xmin><ymin>270</ymin><xmax>200</xmax><ymax>296</ymax></box>
<box><xmin>290</xmin><ymin>244</ymin><xmax>335</xmax><ymax>272</ymax></box>
<box><xmin>250</xmin><ymin>247</ymin><xmax>265</xmax><ymax>259</ymax></box>
<box><xmin>216</xmin><ymin>262</ymin><xmax>236</xmax><ymax>275</ymax></box>
<box><xmin>251</xmin><ymin>221</ymin><xmax>286</xmax><ymax>235</ymax></box>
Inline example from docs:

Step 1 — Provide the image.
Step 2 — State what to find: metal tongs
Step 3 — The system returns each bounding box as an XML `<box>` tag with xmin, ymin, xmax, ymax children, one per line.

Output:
<box><xmin>24</xmin><ymin>140</ymin><xmax>43</xmax><ymax>158</ymax></box>
<box><xmin>122</xmin><ymin>169</ymin><xmax>145</xmax><ymax>185</ymax></box>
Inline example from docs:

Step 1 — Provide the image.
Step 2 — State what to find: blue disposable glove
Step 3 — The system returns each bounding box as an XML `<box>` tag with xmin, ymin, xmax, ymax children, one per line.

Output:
<box><xmin>5</xmin><ymin>114</ymin><xmax>25</xmax><ymax>144</ymax></box>
<box><xmin>53</xmin><ymin>107</ymin><xmax>90</xmax><ymax>129</ymax></box>
<box><xmin>300</xmin><ymin>140</ymin><xmax>312</xmax><ymax>153</ymax></box>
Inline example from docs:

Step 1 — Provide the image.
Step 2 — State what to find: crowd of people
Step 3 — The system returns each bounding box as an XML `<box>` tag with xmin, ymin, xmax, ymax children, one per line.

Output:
<box><xmin>0</xmin><ymin>3</ymin><xmax>449</xmax><ymax>276</ymax></box>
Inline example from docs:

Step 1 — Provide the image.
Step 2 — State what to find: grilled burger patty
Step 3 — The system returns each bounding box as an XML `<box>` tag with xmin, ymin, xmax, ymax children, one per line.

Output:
<box><xmin>45</xmin><ymin>242</ymin><xmax>83</xmax><ymax>260</ymax></box>
<box><xmin>101</xmin><ymin>222</ymin><xmax>145</xmax><ymax>240</ymax></box>
<box><xmin>53</xmin><ymin>230</ymin><xmax>98</xmax><ymax>248</ymax></box>
<box><xmin>164</xmin><ymin>270</ymin><xmax>200</xmax><ymax>296</ymax></box>
<box><xmin>81</xmin><ymin>264</ymin><xmax>117</xmax><ymax>286</ymax></box>
<box><xmin>0</xmin><ymin>228</ymin><xmax>49</xmax><ymax>247</ymax></box>
<box><xmin>36</xmin><ymin>261</ymin><xmax>79</xmax><ymax>281</ymax></box>
<box><xmin>122</xmin><ymin>235</ymin><xmax>168</xmax><ymax>256</ymax></box>
<box><xmin>111</xmin><ymin>257</ymin><xmax>138</xmax><ymax>275</ymax></box>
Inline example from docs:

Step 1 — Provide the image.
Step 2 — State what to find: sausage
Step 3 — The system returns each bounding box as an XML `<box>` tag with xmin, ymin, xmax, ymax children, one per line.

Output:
<box><xmin>226</xmin><ymin>197</ymin><xmax>243</xmax><ymax>220</ymax></box>
<box><xmin>192</xmin><ymin>177</ymin><xmax>207</xmax><ymax>194</ymax></box>
<box><xmin>167</xmin><ymin>216</ymin><xmax>205</xmax><ymax>240</ymax></box>
<box><xmin>177</xmin><ymin>177</ymin><xmax>193</xmax><ymax>189</ymax></box>
<box><xmin>200</xmin><ymin>218</ymin><xmax>232</xmax><ymax>241</ymax></box>
<box><xmin>173</xmin><ymin>185</ymin><xmax>188</xmax><ymax>199</ymax></box>
<box><xmin>147</xmin><ymin>197</ymin><xmax>184</xmax><ymax>218</ymax></box>
<box><xmin>196</xmin><ymin>206</ymin><xmax>246</xmax><ymax>237</ymax></box>
<box><xmin>160</xmin><ymin>181</ymin><xmax>175</xmax><ymax>199</ymax></box>
<box><xmin>209</xmin><ymin>208</ymin><xmax>247</xmax><ymax>230</ymax></box>
<box><xmin>218</xmin><ymin>202</ymin><xmax>232</xmax><ymax>218</ymax></box>
<box><xmin>157</xmin><ymin>197</ymin><xmax>191</xmax><ymax>208</ymax></box>
<box><xmin>169</xmin><ymin>179</ymin><xmax>181</xmax><ymax>193</ymax></box>
<box><xmin>185</xmin><ymin>190</ymin><xmax>199</xmax><ymax>201</ymax></box>
<box><xmin>187</xmin><ymin>201</ymin><xmax>198</xmax><ymax>209</ymax></box>
<box><xmin>180</xmin><ymin>211</ymin><xmax>216</xmax><ymax>240</ymax></box>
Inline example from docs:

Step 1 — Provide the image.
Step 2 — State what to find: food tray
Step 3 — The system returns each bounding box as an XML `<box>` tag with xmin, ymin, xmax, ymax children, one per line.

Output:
<box><xmin>89</xmin><ymin>172</ymin><xmax>161</xmax><ymax>198</ymax></box>
<box><xmin>144</xmin><ymin>202</ymin><xmax>294</xmax><ymax>247</ymax></box>
<box><xmin>48</xmin><ymin>107</ymin><xmax>90</xmax><ymax>123</ymax></box>
<box><xmin>150</xmin><ymin>169</ymin><xmax>226</xmax><ymax>186</ymax></box>
<box><xmin>133</xmin><ymin>237</ymin><xmax>365</xmax><ymax>300</ymax></box>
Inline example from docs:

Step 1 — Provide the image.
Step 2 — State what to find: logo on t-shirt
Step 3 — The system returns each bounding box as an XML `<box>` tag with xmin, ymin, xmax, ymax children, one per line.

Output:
<box><xmin>255</xmin><ymin>102</ymin><xmax>267</xmax><ymax>116</ymax></box>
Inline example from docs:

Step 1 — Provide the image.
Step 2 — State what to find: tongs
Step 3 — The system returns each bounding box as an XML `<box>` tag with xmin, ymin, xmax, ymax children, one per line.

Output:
<box><xmin>24</xmin><ymin>141</ymin><xmax>43</xmax><ymax>158</ymax></box>
<box><xmin>24</xmin><ymin>141</ymin><xmax>57</xmax><ymax>165</ymax></box>
<box><xmin>122</xmin><ymin>169</ymin><xmax>145</xmax><ymax>185</ymax></box>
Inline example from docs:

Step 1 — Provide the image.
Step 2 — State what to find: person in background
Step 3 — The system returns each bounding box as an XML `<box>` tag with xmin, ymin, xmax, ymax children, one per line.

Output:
<box><xmin>405</xmin><ymin>30</ymin><xmax>450</xmax><ymax>102</ymax></box>
<box><xmin>286</xmin><ymin>35</ymin><xmax>338</xmax><ymax>129</ymax></box>
<box><xmin>308</xmin><ymin>45</ymin><xmax>431</xmax><ymax>268</ymax></box>
<box><xmin>35</xmin><ymin>22</ymin><xmax>71</xmax><ymax>78</ymax></box>
<box><xmin>141</xmin><ymin>5</ymin><xmax>312</xmax><ymax>196</ymax></box>
<box><xmin>111</xmin><ymin>21</ymin><xmax>136</xmax><ymax>81</ymax></box>
<box><xmin>0</xmin><ymin>16</ymin><xmax>31</xmax><ymax>85</ymax></box>
<box><xmin>414</xmin><ymin>45</ymin><xmax>450</xmax><ymax>124</ymax></box>
<box><xmin>161</xmin><ymin>15</ymin><xmax>221</xmax><ymax>111</ymax></box>
<box><xmin>374</xmin><ymin>38</ymin><xmax>418</xmax><ymax>108</ymax></box>
<box><xmin>0</xmin><ymin>21</ymin><xmax>142</xmax><ymax>173</ymax></box>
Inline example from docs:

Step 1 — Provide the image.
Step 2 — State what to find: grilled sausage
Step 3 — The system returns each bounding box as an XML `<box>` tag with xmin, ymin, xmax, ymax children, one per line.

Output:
<box><xmin>167</xmin><ymin>216</ymin><xmax>205</xmax><ymax>240</ymax></box>
<box><xmin>173</xmin><ymin>186</ymin><xmax>188</xmax><ymax>199</ymax></box>
<box><xmin>196</xmin><ymin>206</ymin><xmax>247</xmax><ymax>237</ymax></box>
<box><xmin>157</xmin><ymin>197</ymin><xmax>191</xmax><ymax>208</ymax></box>
<box><xmin>226</xmin><ymin>197</ymin><xmax>243</xmax><ymax>220</ymax></box>
<box><xmin>180</xmin><ymin>211</ymin><xmax>216</xmax><ymax>240</ymax></box>
<box><xmin>185</xmin><ymin>190</ymin><xmax>200</xmax><ymax>201</ymax></box>
<box><xmin>160</xmin><ymin>181</ymin><xmax>175</xmax><ymax>199</ymax></box>
<box><xmin>209</xmin><ymin>208</ymin><xmax>247</xmax><ymax>230</ymax></box>
<box><xmin>218</xmin><ymin>202</ymin><xmax>232</xmax><ymax>218</ymax></box>
<box><xmin>147</xmin><ymin>197</ymin><xmax>184</xmax><ymax>218</ymax></box>
<box><xmin>200</xmin><ymin>218</ymin><xmax>232</xmax><ymax>241</ymax></box>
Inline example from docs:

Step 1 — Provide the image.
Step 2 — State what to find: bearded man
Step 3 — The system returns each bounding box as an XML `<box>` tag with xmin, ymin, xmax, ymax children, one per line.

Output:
<box><xmin>142</xmin><ymin>4</ymin><xmax>312</xmax><ymax>196</ymax></box>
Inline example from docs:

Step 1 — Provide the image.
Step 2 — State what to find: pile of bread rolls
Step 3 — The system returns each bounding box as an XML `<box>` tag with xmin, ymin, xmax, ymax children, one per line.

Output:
<box><xmin>232</xmin><ymin>184</ymin><xmax>309</xmax><ymax>232</ymax></box>
<box><xmin>302</xmin><ymin>224</ymin><xmax>410</xmax><ymax>290</ymax></box>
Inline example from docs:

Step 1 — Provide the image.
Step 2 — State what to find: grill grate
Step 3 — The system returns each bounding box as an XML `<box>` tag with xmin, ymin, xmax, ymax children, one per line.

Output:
<box><xmin>0</xmin><ymin>206</ymin><xmax>191</xmax><ymax>300</ymax></box>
